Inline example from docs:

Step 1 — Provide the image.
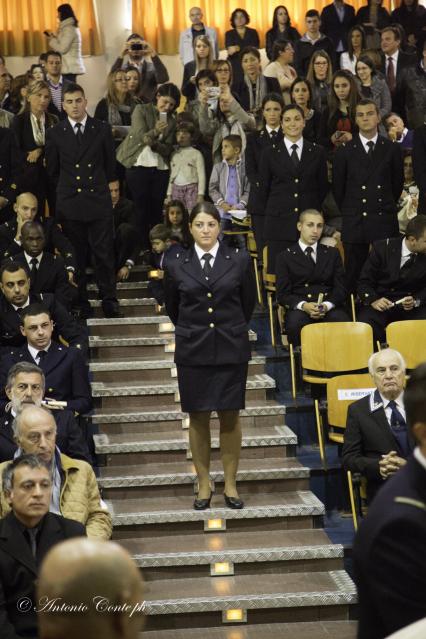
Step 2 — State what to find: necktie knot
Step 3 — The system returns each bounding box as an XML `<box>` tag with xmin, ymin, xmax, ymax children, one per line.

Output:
<box><xmin>30</xmin><ymin>258</ymin><xmax>38</xmax><ymax>267</ymax></box>
<box><xmin>202</xmin><ymin>253</ymin><xmax>213</xmax><ymax>278</ymax></box>
<box><xmin>271</xmin><ymin>130</ymin><xmax>278</xmax><ymax>138</ymax></box>
<box><xmin>305</xmin><ymin>246</ymin><xmax>315</xmax><ymax>263</ymax></box>
<box><xmin>202</xmin><ymin>253</ymin><xmax>213</xmax><ymax>264</ymax></box>
<box><xmin>367</xmin><ymin>141</ymin><xmax>375</xmax><ymax>156</ymax></box>
<box><xmin>291</xmin><ymin>143</ymin><xmax>298</xmax><ymax>152</ymax></box>
<box><xmin>37</xmin><ymin>350</ymin><xmax>47</xmax><ymax>360</ymax></box>
<box><xmin>75</xmin><ymin>122</ymin><xmax>82</xmax><ymax>131</ymax></box>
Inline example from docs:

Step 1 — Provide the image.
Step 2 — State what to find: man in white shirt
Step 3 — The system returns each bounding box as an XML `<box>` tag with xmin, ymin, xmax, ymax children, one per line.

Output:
<box><xmin>352</xmin><ymin>361</ymin><xmax>426</xmax><ymax>639</ymax></box>
<box><xmin>179</xmin><ymin>7</ymin><xmax>218</xmax><ymax>66</ymax></box>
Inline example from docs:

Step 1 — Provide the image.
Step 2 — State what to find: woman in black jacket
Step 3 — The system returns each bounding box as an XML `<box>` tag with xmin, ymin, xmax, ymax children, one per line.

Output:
<box><xmin>265</xmin><ymin>5</ymin><xmax>300</xmax><ymax>61</ymax></box>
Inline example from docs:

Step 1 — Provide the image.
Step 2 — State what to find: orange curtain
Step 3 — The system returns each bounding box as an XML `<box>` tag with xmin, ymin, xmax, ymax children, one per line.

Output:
<box><xmin>133</xmin><ymin>0</ymin><xmax>394</xmax><ymax>55</ymax></box>
<box><xmin>0</xmin><ymin>0</ymin><xmax>102</xmax><ymax>56</ymax></box>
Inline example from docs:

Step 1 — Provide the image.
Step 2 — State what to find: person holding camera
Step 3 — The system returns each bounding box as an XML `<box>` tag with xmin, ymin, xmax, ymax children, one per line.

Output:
<box><xmin>111</xmin><ymin>33</ymin><xmax>169</xmax><ymax>103</ymax></box>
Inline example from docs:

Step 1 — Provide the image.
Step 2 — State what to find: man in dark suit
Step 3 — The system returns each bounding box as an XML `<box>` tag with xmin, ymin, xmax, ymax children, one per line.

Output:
<box><xmin>413</xmin><ymin>123</ymin><xmax>426</xmax><ymax>215</ymax></box>
<box><xmin>333</xmin><ymin>99</ymin><xmax>404</xmax><ymax>292</ymax></box>
<box><xmin>0</xmin><ymin>126</ymin><xmax>19</xmax><ymax>223</ymax></box>
<box><xmin>352</xmin><ymin>362</ymin><xmax>426</xmax><ymax>638</ymax></box>
<box><xmin>0</xmin><ymin>360</ymin><xmax>91</xmax><ymax>463</ymax></box>
<box><xmin>276</xmin><ymin>209</ymin><xmax>349</xmax><ymax>346</ymax></box>
<box><xmin>109</xmin><ymin>180</ymin><xmax>140</xmax><ymax>282</ymax></box>
<box><xmin>357</xmin><ymin>215</ymin><xmax>426</xmax><ymax>345</ymax></box>
<box><xmin>320</xmin><ymin>1</ymin><xmax>355</xmax><ymax>59</ymax></box>
<box><xmin>259</xmin><ymin>104</ymin><xmax>329</xmax><ymax>273</ymax></box>
<box><xmin>0</xmin><ymin>303</ymin><xmax>92</xmax><ymax>416</ymax></box>
<box><xmin>343</xmin><ymin>348</ymin><xmax>411</xmax><ymax>504</ymax></box>
<box><xmin>0</xmin><ymin>454</ymin><xmax>85</xmax><ymax>639</ymax></box>
<box><xmin>11</xmin><ymin>221</ymin><xmax>74</xmax><ymax>310</ymax></box>
<box><xmin>45</xmin><ymin>83</ymin><xmax>121</xmax><ymax>318</ymax></box>
<box><xmin>0</xmin><ymin>261</ymin><xmax>87</xmax><ymax>356</ymax></box>
<box><xmin>380</xmin><ymin>26</ymin><xmax>416</xmax><ymax>116</ymax></box>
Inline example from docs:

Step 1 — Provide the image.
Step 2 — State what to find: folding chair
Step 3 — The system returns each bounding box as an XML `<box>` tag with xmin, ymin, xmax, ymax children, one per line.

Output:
<box><xmin>246</xmin><ymin>231</ymin><xmax>263</xmax><ymax>306</ymax></box>
<box><xmin>386</xmin><ymin>320</ymin><xmax>426</xmax><ymax>370</ymax></box>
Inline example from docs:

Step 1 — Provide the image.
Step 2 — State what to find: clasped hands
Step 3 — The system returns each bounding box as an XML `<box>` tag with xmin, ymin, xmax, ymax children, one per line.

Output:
<box><xmin>379</xmin><ymin>450</ymin><xmax>406</xmax><ymax>479</ymax></box>
<box><xmin>301</xmin><ymin>302</ymin><xmax>327</xmax><ymax>319</ymax></box>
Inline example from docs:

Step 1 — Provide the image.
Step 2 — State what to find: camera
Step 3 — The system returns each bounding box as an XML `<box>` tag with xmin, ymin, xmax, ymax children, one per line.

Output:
<box><xmin>207</xmin><ymin>87</ymin><xmax>221</xmax><ymax>98</ymax></box>
<box><xmin>130</xmin><ymin>43</ymin><xmax>143</xmax><ymax>51</ymax></box>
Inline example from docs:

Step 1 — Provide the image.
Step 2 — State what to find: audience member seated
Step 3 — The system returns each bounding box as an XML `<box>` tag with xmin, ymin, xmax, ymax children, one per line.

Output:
<box><xmin>0</xmin><ymin>126</ymin><xmax>19</xmax><ymax>222</ymax></box>
<box><xmin>357</xmin><ymin>215</ymin><xmax>426</xmax><ymax>345</ymax></box>
<box><xmin>179</xmin><ymin>6</ymin><xmax>218</xmax><ymax>66</ymax></box>
<box><xmin>290</xmin><ymin>77</ymin><xmax>321</xmax><ymax>143</ymax></box>
<box><xmin>0</xmin><ymin>361</ymin><xmax>91</xmax><ymax>463</ymax></box>
<box><xmin>294</xmin><ymin>9</ymin><xmax>336</xmax><ymax>77</ymax></box>
<box><xmin>0</xmin><ymin>304</ymin><xmax>92</xmax><ymax>416</ymax></box>
<box><xmin>355</xmin><ymin>0</ymin><xmax>391</xmax><ymax>50</ymax></box>
<box><xmin>0</xmin><ymin>193</ymin><xmax>77</xmax><ymax>284</ymax></box>
<box><xmin>0</xmin><ymin>68</ymin><xmax>12</xmax><ymax>113</ymax></box>
<box><xmin>340</xmin><ymin>25</ymin><xmax>366</xmax><ymax>74</ymax></box>
<box><xmin>391</xmin><ymin>0</ymin><xmax>426</xmax><ymax>55</ymax></box>
<box><xmin>45</xmin><ymin>3</ymin><xmax>86</xmax><ymax>83</ymax></box>
<box><xmin>398</xmin><ymin>150</ymin><xmax>419</xmax><ymax>234</ymax></box>
<box><xmin>383</xmin><ymin>111</ymin><xmax>413</xmax><ymax>149</ymax></box>
<box><xmin>29</xmin><ymin>63</ymin><xmax>46</xmax><ymax>82</ymax></box>
<box><xmin>265</xmin><ymin>5</ymin><xmax>301</xmax><ymax>62</ymax></box>
<box><xmin>332</xmin><ymin>99</ymin><xmax>404</xmax><ymax>292</ymax></box>
<box><xmin>124</xmin><ymin>66</ymin><xmax>143</xmax><ymax>103</ymax></box>
<box><xmin>209</xmin><ymin>134</ymin><xmax>249</xmax><ymax>249</ymax></box>
<box><xmin>263</xmin><ymin>41</ymin><xmax>297</xmax><ymax>105</ymax></box>
<box><xmin>400</xmin><ymin>40</ymin><xmax>426</xmax><ymax>130</ymax></box>
<box><xmin>342</xmin><ymin>348</ymin><xmax>411</xmax><ymax>503</ymax></box>
<box><xmin>413</xmin><ymin>122</ymin><xmax>426</xmax><ymax>215</ymax></box>
<box><xmin>116</xmin><ymin>83</ymin><xmax>180</xmax><ymax>250</ymax></box>
<box><xmin>198</xmin><ymin>83</ymin><xmax>256</xmax><ymax>164</ymax></box>
<box><xmin>231</xmin><ymin>47</ymin><xmax>280</xmax><ymax>127</ymax></box>
<box><xmin>181</xmin><ymin>35</ymin><xmax>214</xmax><ymax>103</ymax></box>
<box><xmin>0</xmin><ymin>261</ymin><xmax>87</xmax><ymax>356</ymax></box>
<box><xmin>321</xmin><ymin>1</ymin><xmax>356</xmax><ymax>63</ymax></box>
<box><xmin>166</xmin><ymin>120</ymin><xmax>205</xmax><ymax>213</ymax></box>
<box><xmin>9</xmin><ymin>221</ymin><xmax>74</xmax><ymax>310</ymax></box>
<box><xmin>380</xmin><ymin>25</ymin><xmax>417</xmax><ymax>116</ymax></box>
<box><xmin>245</xmin><ymin>92</ymin><xmax>284</xmax><ymax>258</ymax></box>
<box><xmin>0</xmin><ymin>405</ymin><xmax>112</xmax><ymax>539</ymax></box>
<box><xmin>276</xmin><ymin>209</ymin><xmax>349</xmax><ymax>346</ymax></box>
<box><xmin>109</xmin><ymin>180</ymin><xmax>140</xmax><ymax>282</ymax></box>
<box><xmin>147</xmin><ymin>224</ymin><xmax>180</xmax><ymax>306</ymax></box>
<box><xmin>0</xmin><ymin>454</ymin><xmax>85</xmax><ymax>639</ymax></box>
<box><xmin>319</xmin><ymin>69</ymin><xmax>359</xmax><ymax>154</ymax></box>
<box><xmin>185</xmin><ymin>69</ymin><xmax>218</xmax><ymax>124</ymax></box>
<box><xmin>211</xmin><ymin>59</ymin><xmax>233</xmax><ymax>90</ymax></box>
<box><xmin>259</xmin><ymin>104</ymin><xmax>328</xmax><ymax>273</ymax></box>
<box><xmin>45</xmin><ymin>51</ymin><xmax>70</xmax><ymax>120</ymax></box>
<box><xmin>111</xmin><ymin>34</ymin><xmax>169</xmax><ymax>103</ymax></box>
<box><xmin>225</xmin><ymin>8</ymin><xmax>260</xmax><ymax>86</ymax></box>
<box><xmin>355</xmin><ymin>54</ymin><xmax>391</xmax><ymax>124</ymax></box>
<box><xmin>94</xmin><ymin>69</ymin><xmax>139</xmax><ymax>146</ymax></box>
<box><xmin>8</xmin><ymin>74</ymin><xmax>28</xmax><ymax>115</ymax></box>
<box><xmin>164</xmin><ymin>200</ymin><xmax>193</xmax><ymax>248</ymax></box>
<box><xmin>306</xmin><ymin>49</ymin><xmax>333</xmax><ymax>113</ymax></box>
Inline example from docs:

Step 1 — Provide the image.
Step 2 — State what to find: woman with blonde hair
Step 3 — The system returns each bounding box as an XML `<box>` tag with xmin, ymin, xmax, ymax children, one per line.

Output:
<box><xmin>94</xmin><ymin>69</ymin><xmax>139</xmax><ymax>143</ymax></box>
<box><xmin>182</xmin><ymin>35</ymin><xmax>214</xmax><ymax>102</ymax></box>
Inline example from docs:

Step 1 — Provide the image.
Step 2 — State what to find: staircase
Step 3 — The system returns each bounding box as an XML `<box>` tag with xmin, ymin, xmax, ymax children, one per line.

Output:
<box><xmin>87</xmin><ymin>265</ymin><xmax>358</xmax><ymax>637</ymax></box>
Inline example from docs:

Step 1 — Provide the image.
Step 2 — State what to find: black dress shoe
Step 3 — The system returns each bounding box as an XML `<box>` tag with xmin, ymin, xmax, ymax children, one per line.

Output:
<box><xmin>193</xmin><ymin>491</ymin><xmax>213</xmax><ymax>510</ymax></box>
<box><xmin>224</xmin><ymin>494</ymin><xmax>244</xmax><ymax>509</ymax></box>
<box><xmin>78</xmin><ymin>305</ymin><xmax>94</xmax><ymax>320</ymax></box>
<box><xmin>102</xmin><ymin>301</ymin><xmax>123</xmax><ymax>318</ymax></box>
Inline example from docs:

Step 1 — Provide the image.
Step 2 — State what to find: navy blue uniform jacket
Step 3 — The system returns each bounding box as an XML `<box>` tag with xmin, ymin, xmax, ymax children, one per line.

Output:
<box><xmin>164</xmin><ymin>244</ymin><xmax>256</xmax><ymax>366</ymax></box>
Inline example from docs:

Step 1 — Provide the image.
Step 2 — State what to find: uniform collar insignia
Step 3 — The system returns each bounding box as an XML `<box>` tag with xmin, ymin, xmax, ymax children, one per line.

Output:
<box><xmin>370</xmin><ymin>389</ymin><xmax>383</xmax><ymax>412</ymax></box>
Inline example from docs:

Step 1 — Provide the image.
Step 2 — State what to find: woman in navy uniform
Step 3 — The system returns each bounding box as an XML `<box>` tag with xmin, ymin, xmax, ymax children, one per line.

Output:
<box><xmin>164</xmin><ymin>202</ymin><xmax>256</xmax><ymax>510</ymax></box>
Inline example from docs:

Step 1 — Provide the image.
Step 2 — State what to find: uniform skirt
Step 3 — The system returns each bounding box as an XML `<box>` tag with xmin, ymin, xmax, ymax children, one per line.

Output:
<box><xmin>177</xmin><ymin>362</ymin><xmax>249</xmax><ymax>413</ymax></box>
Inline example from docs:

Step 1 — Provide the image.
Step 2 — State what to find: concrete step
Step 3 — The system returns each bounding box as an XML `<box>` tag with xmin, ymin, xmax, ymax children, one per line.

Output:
<box><xmin>87</xmin><ymin>316</ymin><xmax>174</xmax><ymax>338</ymax></box>
<box><xmin>89</xmin><ymin>298</ymin><xmax>159</xmax><ymax>317</ymax></box>
<box><xmin>86</xmin><ymin>264</ymin><xmax>149</xmax><ymax>283</ymax></box>
<box><xmin>141</xmin><ymin>621</ymin><xmax>357</xmax><ymax>639</ymax></box>
<box><xmin>107</xmin><ymin>490</ymin><xmax>325</xmax><ymax>536</ymax></box>
<box><xmin>90</xmin><ymin>355</ymin><xmax>266</xmax><ymax>383</ymax></box>
<box><xmin>88</xmin><ymin>281</ymin><xmax>150</xmax><ymax>299</ymax></box>
<box><xmin>141</xmin><ymin>570</ymin><xmax>356</xmax><ymax>631</ymax></box>
<box><xmin>94</xmin><ymin>424</ymin><xmax>296</xmax><ymax>466</ymax></box>
<box><xmin>91</xmin><ymin>373</ymin><xmax>275</xmax><ymax>409</ymax></box>
<box><xmin>100</xmin><ymin>457</ymin><xmax>309</xmax><ymax>499</ymax></box>
<box><xmin>119</xmin><ymin>528</ymin><xmax>344</xmax><ymax>580</ymax></box>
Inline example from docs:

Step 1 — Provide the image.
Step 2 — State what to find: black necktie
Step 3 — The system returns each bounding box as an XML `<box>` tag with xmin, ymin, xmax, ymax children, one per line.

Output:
<box><xmin>366</xmin><ymin>140</ymin><xmax>374</xmax><ymax>157</ymax></box>
<box><xmin>305</xmin><ymin>246</ymin><xmax>315</xmax><ymax>264</ymax></box>
<box><xmin>30</xmin><ymin>258</ymin><xmax>38</xmax><ymax>286</ymax></box>
<box><xmin>387</xmin><ymin>400</ymin><xmax>409</xmax><ymax>457</ymax></box>
<box><xmin>75</xmin><ymin>122</ymin><xmax>83</xmax><ymax>145</ymax></box>
<box><xmin>25</xmin><ymin>528</ymin><xmax>38</xmax><ymax>558</ymax></box>
<box><xmin>400</xmin><ymin>252</ymin><xmax>416</xmax><ymax>275</ymax></box>
<box><xmin>290</xmin><ymin>143</ymin><xmax>300</xmax><ymax>167</ymax></box>
<box><xmin>37</xmin><ymin>350</ymin><xmax>47</xmax><ymax>363</ymax></box>
<box><xmin>270</xmin><ymin>130</ymin><xmax>278</xmax><ymax>141</ymax></box>
<box><xmin>202</xmin><ymin>253</ymin><xmax>213</xmax><ymax>278</ymax></box>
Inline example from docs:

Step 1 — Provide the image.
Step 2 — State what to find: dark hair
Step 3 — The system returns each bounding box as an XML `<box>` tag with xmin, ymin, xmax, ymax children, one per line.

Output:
<box><xmin>406</xmin><ymin>215</ymin><xmax>426</xmax><ymax>240</ymax></box>
<box><xmin>356</xmin><ymin>97</ymin><xmax>380</xmax><ymax>115</ymax></box>
<box><xmin>149</xmin><ymin>224</ymin><xmax>172</xmax><ymax>243</ymax></box>
<box><xmin>21</xmin><ymin>220</ymin><xmax>44</xmax><ymax>237</ymax></box>
<box><xmin>356</xmin><ymin>53</ymin><xmax>376</xmax><ymax>78</ymax></box>
<box><xmin>222</xmin><ymin>134</ymin><xmax>242</xmax><ymax>152</ymax></box>
<box><xmin>164</xmin><ymin>200</ymin><xmax>192</xmax><ymax>247</ymax></box>
<box><xmin>155</xmin><ymin>83</ymin><xmax>181</xmax><ymax>111</ymax></box>
<box><xmin>20</xmin><ymin>303</ymin><xmax>52</xmax><ymax>324</ymax></box>
<box><xmin>290</xmin><ymin>77</ymin><xmax>314</xmax><ymax>110</ymax></box>
<box><xmin>29</xmin><ymin>63</ymin><xmax>45</xmax><ymax>79</ymax></box>
<box><xmin>240</xmin><ymin>46</ymin><xmax>260</xmax><ymax>62</ymax></box>
<box><xmin>299</xmin><ymin>209</ymin><xmax>324</xmax><ymax>223</ymax></box>
<box><xmin>305</xmin><ymin>9</ymin><xmax>320</xmax><ymax>19</ymax></box>
<box><xmin>329</xmin><ymin>70</ymin><xmax>359</xmax><ymax>125</ymax></box>
<box><xmin>347</xmin><ymin>25</ymin><xmax>366</xmax><ymax>61</ymax></box>
<box><xmin>126</xmin><ymin>33</ymin><xmax>143</xmax><ymax>41</ymax></box>
<box><xmin>57</xmin><ymin>3</ymin><xmax>78</xmax><ymax>26</ymax></box>
<box><xmin>271</xmin><ymin>40</ymin><xmax>291</xmax><ymax>62</ymax></box>
<box><xmin>63</xmin><ymin>82</ymin><xmax>85</xmax><ymax>98</ymax></box>
<box><xmin>381</xmin><ymin>26</ymin><xmax>401</xmax><ymax>42</ymax></box>
<box><xmin>189</xmin><ymin>201</ymin><xmax>221</xmax><ymax>224</ymax></box>
<box><xmin>46</xmin><ymin>49</ymin><xmax>62</xmax><ymax>61</ymax></box>
<box><xmin>272</xmin><ymin>5</ymin><xmax>292</xmax><ymax>30</ymax></box>
<box><xmin>2</xmin><ymin>454</ymin><xmax>51</xmax><ymax>493</ymax></box>
<box><xmin>195</xmin><ymin>69</ymin><xmax>217</xmax><ymax>89</ymax></box>
<box><xmin>176</xmin><ymin>120</ymin><xmax>195</xmax><ymax>136</ymax></box>
<box><xmin>0</xmin><ymin>260</ymin><xmax>30</xmax><ymax>280</ymax></box>
<box><xmin>404</xmin><ymin>362</ymin><xmax>426</xmax><ymax>429</ymax></box>
<box><xmin>230</xmin><ymin>8</ymin><xmax>250</xmax><ymax>28</ymax></box>
<box><xmin>261</xmin><ymin>92</ymin><xmax>285</xmax><ymax>111</ymax></box>
<box><xmin>211</xmin><ymin>59</ymin><xmax>233</xmax><ymax>86</ymax></box>
<box><xmin>282</xmin><ymin>103</ymin><xmax>305</xmax><ymax>119</ymax></box>
<box><xmin>382</xmin><ymin>111</ymin><xmax>403</xmax><ymax>131</ymax></box>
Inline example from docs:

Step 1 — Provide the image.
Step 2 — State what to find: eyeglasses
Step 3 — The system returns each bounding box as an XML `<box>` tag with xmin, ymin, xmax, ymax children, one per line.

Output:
<box><xmin>314</xmin><ymin>61</ymin><xmax>328</xmax><ymax>67</ymax></box>
<box><xmin>115</xmin><ymin>78</ymin><xmax>127</xmax><ymax>83</ymax></box>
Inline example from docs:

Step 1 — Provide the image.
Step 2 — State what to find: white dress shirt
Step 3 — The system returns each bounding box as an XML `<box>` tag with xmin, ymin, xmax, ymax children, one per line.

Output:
<box><xmin>194</xmin><ymin>241</ymin><xmax>220</xmax><ymax>270</ymax></box>
<box><xmin>284</xmin><ymin>136</ymin><xmax>303</xmax><ymax>160</ymax></box>
<box><xmin>68</xmin><ymin>114</ymin><xmax>88</xmax><ymax>134</ymax></box>
<box><xmin>359</xmin><ymin>132</ymin><xmax>379</xmax><ymax>154</ymax></box>
<box><xmin>295</xmin><ymin>240</ymin><xmax>334</xmax><ymax>312</ymax></box>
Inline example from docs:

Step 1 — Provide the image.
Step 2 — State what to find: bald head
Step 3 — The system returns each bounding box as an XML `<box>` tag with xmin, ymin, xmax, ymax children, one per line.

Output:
<box><xmin>38</xmin><ymin>538</ymin><xmax>144</xmax><ymax>639</ymax></box>
<box><xmin>14</xmin><ymin>192</ymin><xmax>38</xmax><ymax>224</ymax></box>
